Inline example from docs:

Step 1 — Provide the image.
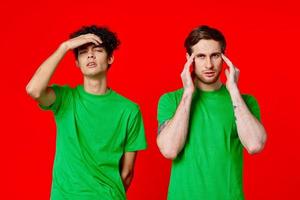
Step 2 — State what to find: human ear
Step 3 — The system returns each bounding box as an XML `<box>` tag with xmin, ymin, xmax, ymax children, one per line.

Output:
<box><xmin>75</xmin><ymin>60</ymin><xmax>79</xmax><ymax>67</ymax></box>
<box><xmin>108</xmin><ymin>55</ymin><xmax>114</xmax><ymax>65</ymax></box>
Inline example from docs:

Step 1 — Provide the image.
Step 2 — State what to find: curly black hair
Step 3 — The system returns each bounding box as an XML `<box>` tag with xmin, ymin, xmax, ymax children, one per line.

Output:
<box><xmin>70</xmin><ymin>25</ymin><xmax>120</xmax><ymax>59</ymax></box>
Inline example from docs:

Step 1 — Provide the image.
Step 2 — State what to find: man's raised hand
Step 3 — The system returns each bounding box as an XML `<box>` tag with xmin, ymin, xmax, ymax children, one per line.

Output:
<box><xmin>181</xmin><ymin>53</ymin><xmax>195</xmax><ymax>95</ymax></box>
<box><xmin>62</xmin><ymin>33</ymin><xmax>102</xmax><ymax>51</ymax></box>
<box><xmin>222</xmin><ymin>54</ymin><xmax>240</xmax><ymax>92</ymax></box>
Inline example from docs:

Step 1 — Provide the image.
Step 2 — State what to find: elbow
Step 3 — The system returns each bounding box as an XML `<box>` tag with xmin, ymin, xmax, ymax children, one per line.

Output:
<box><xmin>157</xmin><ymin>144</ymin><xmax>179</xmax><ymax>160</ymax></box>
<box><xmin>26</xmin><ymin>85</ymin><xmax>41</xmax><ymax>99</ymax></box>
<box><xmin>161</xmin><ymin>149</ymin><xmax>178</xmax><ymax>160</ymax></box>
<box><xmin>247</xmin><ymin>137</ymin><xmax>267</xmax><ymax>155</ymax></box>
<box><xmin>247</xmin><ymin>145</ymin><xmax>263</xmax><ymax>155</ymax></box>
<box><xmin>157</xmin><ymin>137</ymin><xmax>179</xmax><ymax>160</ymax></box>
<box><xmin>245</xmin><ymin>129</ymin><xmax>267</xmax><ymax>155</ymax></box>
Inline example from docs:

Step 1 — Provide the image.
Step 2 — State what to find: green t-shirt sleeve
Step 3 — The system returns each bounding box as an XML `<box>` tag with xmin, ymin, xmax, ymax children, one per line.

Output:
<box><xmin>124</xmin><ymin>107</ymin><xmax>147</xmax><ymax>152</ymax></box>
<box><xmin>243</xmin><ymin>95</ymin><xmax>261</xmax><ymax>121</ymax></box>
<box><xmin>157</xmin><ymin>93</ymin><xmax>177</xmax><ymax>126</ymax></box>
<box><xmin>39</xmin><ymin>84</ymin><xmax>64</xmax><ymax>114</ymax></box>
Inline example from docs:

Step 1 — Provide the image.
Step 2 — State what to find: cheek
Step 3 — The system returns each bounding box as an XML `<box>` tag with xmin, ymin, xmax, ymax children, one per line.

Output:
<box><xmin>97</xmin><ymin>52</ymin><xmax>108</xmax><ymax>59</ymax></box>
<box><xmin>77</xmin><ymin>57</ymin><xmax>86</xmax><ymax>67</ymax></box>
<box><xmin>213</xmin><ymin>59</ymin><xmax>222</xmax><ymax>68</ymax></box>
<box><xmin>96</xmin><ymin>55</ymin><xmax>107</xmax><ymax>64</ymax></box>
<box><xmin>194</xmin><ymin>59</ymin><xmax>205</xmax><ymax>71</ymax></box>
<box><xmin>195</xmin><ymin>58</ymin><xmax>204</xmax><ymax>66</ymax></box>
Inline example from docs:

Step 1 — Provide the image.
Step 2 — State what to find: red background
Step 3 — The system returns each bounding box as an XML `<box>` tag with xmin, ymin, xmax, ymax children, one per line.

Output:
<box><xmin>1</xmin><ymin>0</ymin><xmax>300</xmax><ymax>199</ymax></box>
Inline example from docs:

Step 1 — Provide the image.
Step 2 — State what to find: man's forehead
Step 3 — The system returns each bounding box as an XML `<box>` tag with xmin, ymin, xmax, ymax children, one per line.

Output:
<box><xmin>192</xmin><ymin>39</ymin><xmax>222</xmax><ymax>54</ymax></box>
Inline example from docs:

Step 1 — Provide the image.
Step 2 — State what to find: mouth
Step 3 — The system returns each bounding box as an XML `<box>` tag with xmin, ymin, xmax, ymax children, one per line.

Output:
<box><xmin>203</xmin><ymin>71</ymin><xmax>216</xmax><ymax>77</ymax></box>
<box><xmin>87</xmin><ymin>62</ymin><xmax>96</xmax><ymax>68</ymax></box>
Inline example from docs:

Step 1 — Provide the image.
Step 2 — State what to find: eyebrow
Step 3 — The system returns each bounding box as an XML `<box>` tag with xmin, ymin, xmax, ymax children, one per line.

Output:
<box><xmin>195</xmin><ymin>53</ymin><xmax>206</xmax><ymax>57</ymax></box>
<box><xmin>210</xmin><ymin>52</ymin><xmax>221</xmax><ymax>56</ymax></box>
<box><xmin>195</xmin><ymin>52</ymin><xmax>221</xmax><ymax>57</ymax></box>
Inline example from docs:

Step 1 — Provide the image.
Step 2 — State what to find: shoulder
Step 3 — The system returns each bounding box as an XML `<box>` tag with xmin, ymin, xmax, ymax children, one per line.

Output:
<box><xmin>241</xmin><ymin>93</ymin><xmax>261</xmax><ymax>120</ymax></box>
<box><xmin>241</xmin><ymin>93</ymin><xmax>260</xmax><ymax>111</ymax></box>
<box><xmin>159</xmin><ymin>88</ymin><xmax>184</xmax><ymax>103</ymax></box>
<box><xmin>111</xmin><ymin>90</ymin><xmax>140</xmax><ymax>112</ymax></box>
<box><xmin>242</xmin><ymin>93</ymin><xmax>258</xmax><ymax>104</ymax></box>
<box><xmin>51</xmin><ymin>84</ymin><xmax>73</xmax><ymax>95</ymax></box>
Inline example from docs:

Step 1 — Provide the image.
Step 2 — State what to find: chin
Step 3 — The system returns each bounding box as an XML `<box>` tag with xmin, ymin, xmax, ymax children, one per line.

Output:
<box><xmin>202</xmin><ymin>80</ymin><xmax>218</xmax><ymax>85</ymax></box>
<box><xmin>196</xmin><ymin>76</ymin><xmax>221</xmax><ymax>85</ymax></box>
<box><xmin>199</xmin><ymin>77</ymin><xmax>216</xmax><ymax>84</ymax></box>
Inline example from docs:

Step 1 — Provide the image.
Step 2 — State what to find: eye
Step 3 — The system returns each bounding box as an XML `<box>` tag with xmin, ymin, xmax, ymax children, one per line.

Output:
<box><xmin>94</xmin><ymin>48</ymin><xmax>104</xmax><ymax>52</ymax></box>
<box><xmin>212</xmin><ymin>54</ymin><xmax>221</xmax><ymax>59</ymax></box>
<box><xmin>196</xmin><ymin>54</ymin><xmax>205</xmax><ymax>59</ymax></box>
<box><xmin>78</xmin><ymin>50</ymin><xmax>87</xmax><ymax>54</ymax></box>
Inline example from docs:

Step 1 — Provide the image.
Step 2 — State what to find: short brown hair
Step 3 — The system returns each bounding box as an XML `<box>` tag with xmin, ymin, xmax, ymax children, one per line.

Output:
<box><xmin>184</xmin><ymin>25</ymin><xmax>226</xmax><ymax>55</ymax></box>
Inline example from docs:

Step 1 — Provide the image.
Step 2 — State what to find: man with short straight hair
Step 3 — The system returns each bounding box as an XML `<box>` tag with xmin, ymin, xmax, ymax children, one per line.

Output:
<box><xmin>26</xmin><ymin>25</ymin><xmax>147</xmax><ymax>200</ymax></box>
<box><xmin>157</xmin><ymin>25</ymin><xmax>267</xmax><ymax>199</ymax></box>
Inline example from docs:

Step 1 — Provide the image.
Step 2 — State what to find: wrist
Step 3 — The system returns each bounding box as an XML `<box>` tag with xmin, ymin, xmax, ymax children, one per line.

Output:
<box><xmin>228</xmin><ymin>84</ymin><xmax>239</xmax><ymax>95</ymax></box>
<box><xmin>229</xmin><ymin>86</ymin><xmax>243</xmax><ymax>108</ymax></box>
<box><xmin>183</xmin><ymin>88</ymin><xmax>194</xmax><ymax>97</ymax></box>
<box><xmin>59</xmin><ymin>42</ymin><xmax>70</xmax><ymax>53</ymax></box>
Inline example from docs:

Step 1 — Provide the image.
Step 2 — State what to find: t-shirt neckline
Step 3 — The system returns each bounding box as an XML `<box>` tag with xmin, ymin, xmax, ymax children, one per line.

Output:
<box><xmin>194</xmin><ymin>84</ymin><xmax>226</xmax><ymax>97</ymax></box>
<box><xmin>77</xmin><ymin>85</ymin><xmax>113</xmax><ymax>98</ymax></box>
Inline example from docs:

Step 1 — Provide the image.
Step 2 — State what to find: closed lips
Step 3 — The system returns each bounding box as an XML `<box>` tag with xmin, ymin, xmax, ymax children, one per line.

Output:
<box><xmin>203</xmin><ymin>71</ymin><xmax>215</xmax><ymax>74</ymax></box>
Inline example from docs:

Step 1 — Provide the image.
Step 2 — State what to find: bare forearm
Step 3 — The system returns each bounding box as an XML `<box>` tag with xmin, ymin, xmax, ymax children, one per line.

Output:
<box><xmin>121</xmin><ymin>172</ymin><xmax>133</xmax><ymax>191</ymax></box>
<box><xmin>157</xmin><ymin>92</ymin><xmax>193</xmax><ymax>159</ymax></box>
<box><xmin>26</xmin><ymin>43</ymin><xmax>68</xmax><ymax>98</ymax></box>
<box><xmin>120</xmin><ymin>151</ymin><xmax>136</xmax><ymax>191</ymax></box>
<box><xmin>229</xmin><ymin>86</ymin><xmax>267</xmax><ymax>154</ymax></box>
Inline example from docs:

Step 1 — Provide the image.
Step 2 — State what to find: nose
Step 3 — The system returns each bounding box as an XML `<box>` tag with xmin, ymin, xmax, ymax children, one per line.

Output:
<box><xmin>205</xmin><ymin>58</ymin><xmax>213</xmax><ymax>69</ymax></box>
<box><xmin>87</xmin><ymin>50</ymin><xmax>95</xmax><ymax>59</ymax></box>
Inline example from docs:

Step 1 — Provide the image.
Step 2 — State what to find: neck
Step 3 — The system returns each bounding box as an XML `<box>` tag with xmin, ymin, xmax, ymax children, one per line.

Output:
<box><xmin>83</xmin><ymin>73</ymin><xmax>108</xmax><ymax>95</ymax></box>
<box><xmin>195</xmin><ymin>79</ymin><xmax>222</xmax><ymax>91</ymax></box>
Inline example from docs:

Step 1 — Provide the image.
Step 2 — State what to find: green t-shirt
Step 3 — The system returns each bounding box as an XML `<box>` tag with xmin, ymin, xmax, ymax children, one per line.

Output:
<box><xmin>40</xmin><ymin>85</ymin><xmax>147</xmax><ymax>200</ymax></box>
<box><xmin>157</xmin><ymin>85</ymin><xmax>260</xmax><ymax>200</ymax></box>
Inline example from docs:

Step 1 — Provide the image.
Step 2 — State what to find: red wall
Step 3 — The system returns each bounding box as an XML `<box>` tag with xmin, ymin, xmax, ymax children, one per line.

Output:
<box><xmin>1</xmin><ymin>0</ymin><xmax>300</xmax><ymax>199</ymax></box>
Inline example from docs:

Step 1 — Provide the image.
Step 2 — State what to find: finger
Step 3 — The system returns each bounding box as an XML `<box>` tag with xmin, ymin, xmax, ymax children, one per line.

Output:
<box><xmin>184</xmin><ymin>53</ymin><xmax>195</xmax><ymax>70</ymax></box>
<box><xmin>185</xmin><ymin>52</ymin><xmax>189</xmax><ymax>61</ymax></box>
<box><xmin>189</xmin><ymin>53</ymin><xmax>195</xmax><ymax>62</ymax></box>
<box><xmin>84</xmin><ymin>34</ymin><xmax>103</xmax><ymax>44</ymax></box>
<box><xmin>92</xmin><ymin>35</ymin><xmax>103</xmax><ymax>44</ymax></box>
<box><xmin>89</xmin><ymin>37</ymin><xmax>102</xmax><ymax>45</ymax></box>
<box><xmin>181</xmin><ymin>54</ymin><xmax>194</xmax><ymax>80</ymax></box>
<box><xmin>221</xmin><ymin>54</ymin><xmax>233</xmax><ymax>66</ymax></box>
<box><xmin>94</xmin><ymin>38</ymin><xmax>102</xmax><ymax>45</ymax></box>
<box><xmin>88</xmin><ymin>34</ymin><xmax>102</xmax><ymax>44</ymax></box>
<box><xmin>222</xmin><ymin>53</ymin><xmax>236</xmax><ymax>75</ymax></box>
<box><xmin>222</xmin><ymin>54</ymin><xmax>235</xmax><ymax>70</ymax></box>
<box><xmin>225</xmin><ymin>69</ymin><xmax>229</xmax><ymax>79</ymax></box>
<box><xmin>235</xmin><ymin>68</ymin><xmax>240</xmax><ymax>77</ymax></box>
<box><xmin>84</xmin><ymin>38</ymin><xmax>100</xmax><ymax>46</ymax></box>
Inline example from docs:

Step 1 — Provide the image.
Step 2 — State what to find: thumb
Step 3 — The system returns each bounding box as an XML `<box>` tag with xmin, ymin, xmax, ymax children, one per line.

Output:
<box><xmin>186</xmin><ymin>52</ymin><xmax>190</xmax><ymax>61</ymax></box>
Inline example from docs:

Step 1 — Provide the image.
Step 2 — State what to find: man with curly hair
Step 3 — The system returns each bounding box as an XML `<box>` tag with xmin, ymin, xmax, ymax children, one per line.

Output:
<box><xmin>26</xmin><ymin>25</ymin><xmax>147</xmax><ymax>200</ymax></box>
